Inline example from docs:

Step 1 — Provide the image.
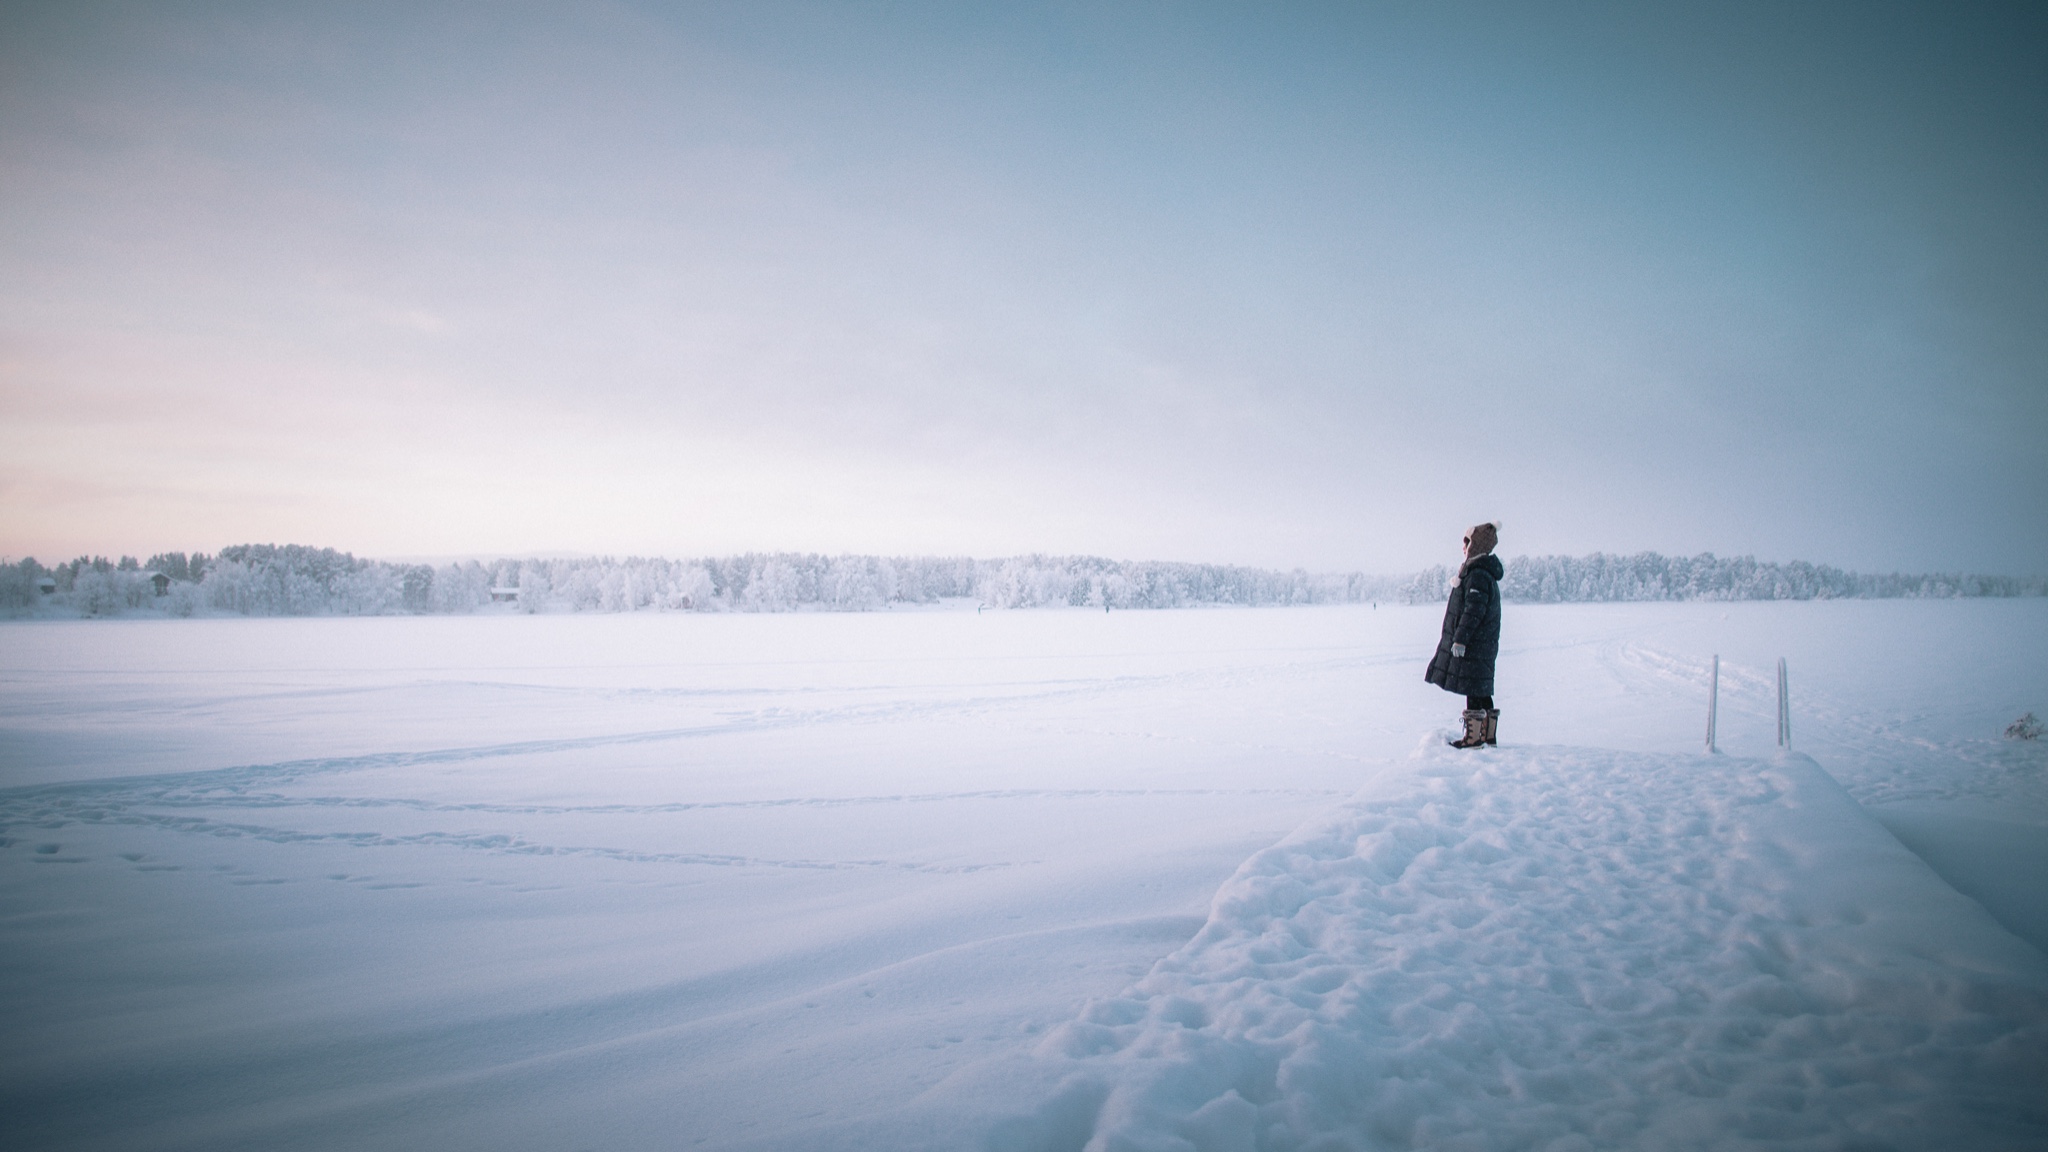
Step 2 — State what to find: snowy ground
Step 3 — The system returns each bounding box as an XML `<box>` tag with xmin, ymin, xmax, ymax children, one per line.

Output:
<box><xmin>2</xmin><ymin>601</ymin><xmax>2044</xmax><ymax>1150</ymax></box>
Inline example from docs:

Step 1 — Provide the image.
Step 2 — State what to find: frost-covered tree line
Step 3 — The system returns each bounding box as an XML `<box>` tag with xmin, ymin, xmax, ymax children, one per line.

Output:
<box><xmin>0</xmin><ymin>545</ymin><xmax>2040</xmax><ymax>618</ymax></box>
<box><xmin>1495</xmin><ymin>552</ymin><xmax>2046</xmax><ymax>603</ymax></box>
<box><xmin>0</xmin><ymin>548</ymin><xmax>1399</xmax><ymax>617</ymax></box>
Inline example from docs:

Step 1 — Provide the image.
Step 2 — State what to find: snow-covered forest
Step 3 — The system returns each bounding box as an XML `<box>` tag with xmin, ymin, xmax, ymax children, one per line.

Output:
<box><xmin>0</xmin><ymin>545</ymin><xmax>2041</xmax><ymax>618</ymax></box>
<box><xmin>1494</xmin><ymin>551</ymin><xmax>2046</xmax><ymax>602</ymax></box>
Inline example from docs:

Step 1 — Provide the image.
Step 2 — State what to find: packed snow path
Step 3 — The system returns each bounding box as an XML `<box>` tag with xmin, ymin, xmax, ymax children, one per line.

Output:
<box><xmin>937</xmin><ymin>745</ymin><xmax>2048</xmax><ymax>1152</ymax></box>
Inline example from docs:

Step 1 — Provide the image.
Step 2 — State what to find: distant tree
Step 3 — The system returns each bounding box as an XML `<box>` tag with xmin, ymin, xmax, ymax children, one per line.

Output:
<box><xmin>146</xmin><ymin>552</ymin><xmax>202</xmax><ymax>582</ymax></box>
<box><xmin>433</xmin><ymin>561</ymin><xmax>492</xmax><ymax>612</ymax></box>
<box><xmin>0</xmin><ymin>561</ymin><xmax>35</xmax><ymax>614</ymax></box>
<box><xmin>401</xmin><ymin>565</ymin><xmax>434</xmax><ymax>613</ymax></box>
<box><xmin>71</xmin><ymin>568</ymin><xmax>150</xmax><ymax>615</ymax></box>
<box><xmin>743</xmin><ymin>558</ymin><xmax>801</xmax><ymax>611</ymax></box>
<box><xmin>517</xmin><ymin>563</ymin><xmax>552</xmax><ymax>613</ymax></box>
<box><xmin>164</xmin><ymin>579</ymin><xmax>206</xmax><ymax>617</ymax></box>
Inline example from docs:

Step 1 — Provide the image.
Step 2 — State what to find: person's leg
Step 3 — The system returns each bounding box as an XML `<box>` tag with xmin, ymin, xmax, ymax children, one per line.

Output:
<box><xmin>1483</xmin><ymin>699</ymin><xmax>1500</xmax><ymax>744</ymax></box>
<box><xmin>1449</xmin><ymin>706</ymin><xmax>1486</xmax><ymax>747</ymax></box>
<box><xmin>1466</xmin><ymin>695</ymin><xmax>1498</xmax><ymax>745</ymax></box>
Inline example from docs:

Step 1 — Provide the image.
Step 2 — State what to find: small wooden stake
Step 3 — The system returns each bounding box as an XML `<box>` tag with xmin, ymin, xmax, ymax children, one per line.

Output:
<box><xmin>1777</xmin><ymin>657</ymin><xmax>1790</xmax><ymax>749</ymax></box>
<box><xmin>1706</xmin><ymin>654</ymin><xmax>1720</xmax><ymax>753</ymax></box>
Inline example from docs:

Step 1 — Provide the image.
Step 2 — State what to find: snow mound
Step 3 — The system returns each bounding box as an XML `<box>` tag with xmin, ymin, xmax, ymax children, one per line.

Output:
<box><xmin>990</xmin><ymin>745</ymin><xmax>2048</xmax><ymax>1151</ymax></box>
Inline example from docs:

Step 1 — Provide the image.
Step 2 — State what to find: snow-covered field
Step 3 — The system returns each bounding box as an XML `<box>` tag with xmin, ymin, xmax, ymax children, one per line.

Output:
<box><xmin>2</xmin><ymin>601</ymin><xmax>2044</xmax><ymax>1150</ymax></box>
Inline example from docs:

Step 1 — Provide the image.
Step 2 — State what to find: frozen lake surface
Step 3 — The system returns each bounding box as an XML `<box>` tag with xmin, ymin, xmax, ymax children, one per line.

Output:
<box><xmin>2</xmin><ymin>601</ymin><xmax>2045</xmax><ymax>1149</ymax></box>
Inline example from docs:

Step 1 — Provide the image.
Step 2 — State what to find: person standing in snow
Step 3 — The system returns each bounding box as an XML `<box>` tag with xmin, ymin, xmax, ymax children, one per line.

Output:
<box><xmin>1426</xmin><ymin>522</ymin><xmax>1502</xmax><ymax>748</ymax></box>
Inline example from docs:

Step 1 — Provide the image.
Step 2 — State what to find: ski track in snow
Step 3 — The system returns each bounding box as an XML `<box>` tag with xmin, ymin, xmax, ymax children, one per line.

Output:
<box><xmin>0</xmin><ymin>650</ymin><xmax>1369</xmax><ymax>879</ymax></box>
<box><xmin>962</xmin><ymin>743</ymin><xmax>2048</xmax><ymax>1152</ymax></box>
<box><xmin>0</xmin><ymin>785</ymin><xmax>1344</xmax><ymax>877</ymax></box>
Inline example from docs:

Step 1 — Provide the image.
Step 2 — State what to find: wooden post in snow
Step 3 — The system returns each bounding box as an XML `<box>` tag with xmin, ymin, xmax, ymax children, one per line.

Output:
<box><xmin>1706</xmin><ymin>654</ymin><xmax>1720</xmax><ymax>753</ymax></box>
<box><xmin>1777</xmin><ymin>657</ymin><xmax>1791</xmax><ymax>749</ymax></box>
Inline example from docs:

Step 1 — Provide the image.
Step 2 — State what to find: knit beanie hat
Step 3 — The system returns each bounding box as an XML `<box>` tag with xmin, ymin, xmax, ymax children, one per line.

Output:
<box><xmin>1467</xmin><ymin>522</ymin><xmax>1498</xmax><ymax>556</ymax></box>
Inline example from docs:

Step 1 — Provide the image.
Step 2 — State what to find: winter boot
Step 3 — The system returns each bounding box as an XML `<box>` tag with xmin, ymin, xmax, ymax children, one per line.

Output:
<box><xmin>1483</xmin><ymin>709</ymin><xmax>1499</xmax><ymax>746</ymax></box>
<box><xmin>1449</xmin><ymin>709</ymin><xmax>1487</xmax><ymax>749</ymax></box>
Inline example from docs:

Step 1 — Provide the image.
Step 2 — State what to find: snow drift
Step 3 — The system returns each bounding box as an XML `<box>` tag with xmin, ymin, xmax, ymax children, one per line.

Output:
<box><xmin>962</xmin><ymin>744</ymin><xmax>2048</xmax><ymax>1152</ymax></box>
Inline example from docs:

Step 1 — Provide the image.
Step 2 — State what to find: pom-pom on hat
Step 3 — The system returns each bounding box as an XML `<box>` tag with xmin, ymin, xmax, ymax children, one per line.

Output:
<box><xmin>1466</xmin><ymin>522</ymin><xmax>1499</xmax><ymax>556</ymax></box>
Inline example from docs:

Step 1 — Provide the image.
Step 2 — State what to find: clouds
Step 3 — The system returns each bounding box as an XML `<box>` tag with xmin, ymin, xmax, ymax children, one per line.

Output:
<box><xmin>1</xmin><ymin>1</ymin><xmax>2043</xmax><ymax>571</ymax></box>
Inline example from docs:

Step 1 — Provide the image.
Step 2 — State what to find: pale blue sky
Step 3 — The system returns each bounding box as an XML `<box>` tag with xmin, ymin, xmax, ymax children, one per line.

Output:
<box><xmin>3</xmin><ymin>1</ymin><xmax>2043</xmax><ymax>572</ymax></box>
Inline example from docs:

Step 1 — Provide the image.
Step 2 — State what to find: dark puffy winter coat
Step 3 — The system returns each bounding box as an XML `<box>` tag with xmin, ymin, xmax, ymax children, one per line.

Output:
<box><xmin>1426</xmin><ymin>553</ymin><xmax>1503</xmax><ymax>697</ymax></box>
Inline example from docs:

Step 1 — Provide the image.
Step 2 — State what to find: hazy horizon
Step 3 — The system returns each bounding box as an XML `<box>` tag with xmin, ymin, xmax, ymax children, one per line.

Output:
<box><xmin>5</xmin><ymin>2</ymin><xmax>2044</xmax><ymax>574</ymax></box>
<box><xmin>21</xmin><ymin>539</ymin><xmax>2047</xmax><ymax>586</ymax></box>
